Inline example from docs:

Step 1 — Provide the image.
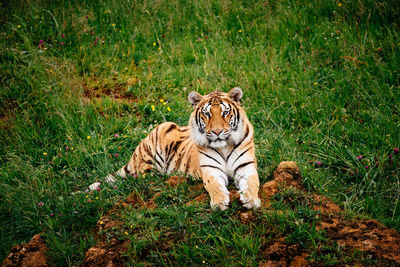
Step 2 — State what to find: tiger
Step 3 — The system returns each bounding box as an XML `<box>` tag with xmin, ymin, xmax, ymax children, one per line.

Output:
<box><xmin>88</xmin><ymin>87</ymin><xmax>261</xmax><ymax>210</ymax></box>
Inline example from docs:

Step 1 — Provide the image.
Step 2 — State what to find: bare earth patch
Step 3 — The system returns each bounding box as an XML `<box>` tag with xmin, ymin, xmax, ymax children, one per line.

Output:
<box><xmin>260</xmin><ymin>161</ymin><xmax>400</xmax><ymax>265</ymax></box>
<box><xmin>165</xmin><ymin>175</ymin><xmax>187</xmax><ymax>186</ymax></box>
<box><xmin>319</xmin><ymin>215</ymin><xmax>400</xmax><ymax>264</ymax></box>
<box><xmin>82</xmin><ymin>75</ymin><xmax>139</xmax><ymax>103</ymax></box>
<box><xmin>82</xmin><ymin>192</ymin><xmax>144</xmax><ymax>266</ymax></box>
<box><xmin>2</xmin><ymin>234</ymin><xmax>50</xmax><ymax>267</ymax></box>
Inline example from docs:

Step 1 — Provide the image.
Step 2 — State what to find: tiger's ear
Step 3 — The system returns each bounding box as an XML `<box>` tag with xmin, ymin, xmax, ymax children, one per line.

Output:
<box><xmin>228</xmin><ymin>87</ymin><xmax>243</xmax><ymax>103</ymax></box>
<box><xmin>188</xmin><ymin>91</ymin><xmax>203</xmax><ymax>107</ymax></box>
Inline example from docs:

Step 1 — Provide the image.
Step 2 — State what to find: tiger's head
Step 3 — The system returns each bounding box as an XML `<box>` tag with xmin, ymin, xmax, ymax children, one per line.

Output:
<box><xmin>188</xmin><ymin>87</ymin><xmax>247</xmax><ymax>148</ymax></box>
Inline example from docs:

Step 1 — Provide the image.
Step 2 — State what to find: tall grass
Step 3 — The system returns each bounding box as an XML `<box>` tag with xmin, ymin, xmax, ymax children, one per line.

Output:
<box><xmin>1</xmin><ymin>0</ymin><xmax>399</xmax><ymax>264</ymax></box>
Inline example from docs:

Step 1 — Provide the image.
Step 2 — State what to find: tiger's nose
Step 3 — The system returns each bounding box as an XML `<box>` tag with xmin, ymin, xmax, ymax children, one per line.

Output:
<box><xmin>212</xmin><ymin>129</ymin><xmax>223</xmax><ymax>136</ymax></box>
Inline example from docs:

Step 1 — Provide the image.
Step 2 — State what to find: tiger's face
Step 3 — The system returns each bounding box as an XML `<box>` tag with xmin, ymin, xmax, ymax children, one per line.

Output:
<box><xmin>188</xmin><ymin>87</ymin><xmax>245</xmax><ymax>148</ymax></box>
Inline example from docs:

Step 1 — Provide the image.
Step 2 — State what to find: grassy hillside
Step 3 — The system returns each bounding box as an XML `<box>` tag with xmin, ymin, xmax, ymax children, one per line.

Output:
<box><xmin>1</xmin><ymin>0</ymin><xmax>400</xmax><ymax>265</ymax></box>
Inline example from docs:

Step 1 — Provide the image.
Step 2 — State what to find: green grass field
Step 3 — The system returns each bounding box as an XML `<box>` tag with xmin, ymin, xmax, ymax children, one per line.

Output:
<box><xmin>1</xmin><ymin>0</ymin><xmax>400</xmax><ymax>265</ymax></box>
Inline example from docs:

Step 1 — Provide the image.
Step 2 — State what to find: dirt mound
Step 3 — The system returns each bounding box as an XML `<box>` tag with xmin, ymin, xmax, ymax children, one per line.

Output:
<box><xmin>165</xmin><ymin>175</ymin><xmax>186</xmax><ymax>186</ymax></box>
<box><xmin>82</xmin><ymin>76</ymin><xmax>138</xmax><ymax>103</ymax></box>
<box><xmin>260</xmin><ymin>237</ymin><xmax>308</xmax><ymax>267</ymax></box>
<box><xmin>264</xmin><ymin>161</ymin><xmax>400</xmax><ymax>264</ymax></box>
<box><xmin>81</xmin><ymin>194</ymin><xmax>140</xmax><ymax>266</ymax></box>
<box><xmin>82</xmin><ymin>190</ymin><xmax>162</xmax><ymax>266</ymax></box>
<box><xmin>260</xmin><ymin>161</ymin><xmax>303</xmax><ymax>207</ymax></box>
<box><xmin>82</xmin><ymin>240</ymin><xmax>129</xmax><ymax>267</ymax></box>
<box><xmin>320</xmin><ymin>216</ymin><xmax>400</xmax><ymax>263</ymax></box>
<box><xmin>2</xmin><ymin>234</ymin><xmax>50</xmax><ymax>267</ymax></box>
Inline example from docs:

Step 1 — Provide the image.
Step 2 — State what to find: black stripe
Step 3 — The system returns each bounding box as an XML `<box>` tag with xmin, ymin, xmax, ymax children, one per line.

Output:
<box><xmin>232</xmin><ymin>106</ymin><xmax>237</xmax><ymax>123</ymax></box>
<box><xmin>141</xmin><ymin>157</ymin><xmax>153</xmax><ymax>165</ymax></box>
<box><xmin>242</xmin><ymin>124</ymin><xmax>249</xmax><ymax>141</ymax></box>
<box><xmin>170</xmin><ymin>141</ymin><xmax>182</xmax><ymax>154</ymax></box>
<box><xmin>151</xmin><ymin>130</ymin><xmax>156</xmax><ymax>144</ymax></box>
<box><xmin>166</xmin><ymin>141</ymin><xmax>182</xmax><ymax>166</ymax></box>
<box><xmin>210</xmin><ymin>147</ymin><xmax>225</xmax><ymax>161</ymax></box>
<box><xmin>165</xmin><ymin>143</ymin><xmax>172</xmax><ymax>157</ymax></box>
<box><xmin>182</xmin><ymin>142</ymin><xmax>193</xmax><ymax>161</ymax></box>
<box><xmin>138</xmin><ymin>144</ymin><xmax>151</xmax><ymax>163</ymax></box>
<box><xmin>173</xmin><ymin>153</ymin><xmax>182</xmax><ymax>172</ymax></box>
<box><xmin>232</xmin><ymin>146</ymin><xmax>252</xmax><ymax>165</ymax></box>
<box><xmin>137</xmin><ymin>143</ymin><xmax>143</xmax><ymax>155</ymax></box>
<box><xmin>200</xmin><ymin>164</ymin><xmax>224</xmax><ymax>172</ymax></box>
<box><xmin>156</xmin><ymin>151</ymin><xmax>164</xmax><ymax>163</ymax></box>
<box><xmin>185</xmin><ymin>158</ymin><xmax>191</xmax><ymax>173</ymax></box>
<box><xmin>195</xmin><ymin>108</ymin><xmax>200</xmax><ymax>127</ymax></box>
<box><xmin>227</xmin><ymin>142</ymin><xmax>241</xmax><ymax>161</ymax></box>
<box><xmin>234</xmin><ymin>161</ymin><xmax>255</xmax><ymax>175</ymax></box>
<box><xmin>154</xmin><ymin>126</ymin><xmax>159</xmax><ymax>155</ymax></box>
<box><xmin>235</xmin><ymin>106</ymin><xmax>240</xmax><ymax>125</ymax></box>
<box><xmin>198</xmin><ymin>150</ymin><xmax>222</xmax><ymax>165</ymax></box>
<box><xmin>180</xmin><ymin>134</ymin><xmax>190</xmax><ymax>141</ymax></box>
<box><xmin>195</xmin><ymin>109</ymin><xmax>203</xmax><ymax>133</ymax></box>
<box><xmin>124</xmin><ymin>165</ymin><xmax>131</xmax><ymax>176</ymax></box>
<box><xmin>165</xmin><ymin>123</ymin><xmax>177</xmax><ymax>134</ymax></box>
<box><xmin>227</xmin><ymin>123</ymin><xmax>250</xmax><ymax>160</ymax></box>
<box><xmin>143</xmin><ymin>144</ymin><xmax>152</xmax><ymax>157</ymax></box>
<box><xmin>154</xmin><ymin>156</ymin><xmax>163</xmax><ymax>168</ymax></box>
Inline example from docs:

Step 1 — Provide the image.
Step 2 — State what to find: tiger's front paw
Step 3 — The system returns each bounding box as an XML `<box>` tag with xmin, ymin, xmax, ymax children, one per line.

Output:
<box><xmin>210</xmin><ymin>193</ymin><xmax>230</xmax><ymax>211</ymax></box>
<box><xmin>240</xmin><ymin>194</ymin><xmax>261</xmax><ymax>209</ymax></box>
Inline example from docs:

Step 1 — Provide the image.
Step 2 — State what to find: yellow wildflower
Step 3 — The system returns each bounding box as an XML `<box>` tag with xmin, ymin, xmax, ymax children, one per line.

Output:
<box><xmin>87</xmin><ymin>136</ymin><xmax>91</xmax><ymax>140</ymax></box>
<box><xmin>95</xmin><ymin>197</ymin><xmax>99</xmax><ymax>199</ymax></box>
<box><xmin>167</xmin><ymin>107</ymin><xmax>171</xmax><ymax>112</ymax></box>
<box><xmin>112</xmin><ymin>23</ymin><xmax>115</xmax><ymax>27</ymax></box>
<box><xmin>151</xmin><ymin>105</ymin><xmax>156</xmax><ymax>111</ymax></box>
<box><xmin>124</xmin><ymin>231</ymin><xmax>129</xmax><ymax>235</ymax></box>
<box><xmin>17</xmin><ymin>25</ymin><xmax>21</xmax><ymax>28</ymax></box>
<box><xmin>160</xmin><ymin>99</ymin><xmax>164</xmax><ymax>103</ymax></box>
<box><xmin>100</xmin><ymin>221</ymin><xmax>103</xmax><ymax>225</ymax></box>
<box><xmin>86</xmin><ymin>195</ymin><xmax>89</xmax><ymax>198</ymax></box>
<box><xmin>163</xmin><ymin>102</ymin><xmax>166</xmax><ymax>105</ymax></box>
<box><xmin>338</xmin><ymin>3</ymin><xmax>342</xmax><ymax>7</ymax></box>
<box><xmin>153</xmin><ymin>42</ymin><xmax>156</xmax><ymax>46</ymax></box>
<box><xmin>43</xmin><ymin>152</ymin><xmax>47</xmax><ymax>156</ymax></box>
<box><xmin>71</xmin><ymin>147</ymin><xmax>74</xmax><ymax>150</ymax></box>
<box><xmin>238</xmin><ymin>29</ymin><xmax>242</xmax><ymax>33</ymax></box>
<box><xmin>313</xmin><ymin>82</ymin><xmax>318</xmax><ymax>85</ymax></box>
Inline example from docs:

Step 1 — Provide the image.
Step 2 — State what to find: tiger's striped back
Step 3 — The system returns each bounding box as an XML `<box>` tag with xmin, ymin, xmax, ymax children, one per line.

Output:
<box><xmin>125</xmin><ymin>122</ymin><xmax>200</xmax><ymax>177</ymax></box>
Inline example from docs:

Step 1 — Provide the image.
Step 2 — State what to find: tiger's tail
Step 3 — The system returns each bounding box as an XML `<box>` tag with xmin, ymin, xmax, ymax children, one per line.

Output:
<box><xmin>87</xmin><ymin>164</ymin><xmax>133</xmax><ymax>191</ymax></box>
<box><xmin>71</xmin><ymin>164</ymin><xmax>132</xmax><ymax>195</ymax></box>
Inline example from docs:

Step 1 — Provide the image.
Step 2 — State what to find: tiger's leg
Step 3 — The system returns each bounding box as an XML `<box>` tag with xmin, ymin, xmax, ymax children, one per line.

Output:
<box><xmin>201</xmin><ymin>170</ymin><xmax>230</xmax><ymax>210</ymax></box>
<box><xmin>234</xmin><ymin>163</ymin><xmax>261</xmax><ymax>209</ymax></box>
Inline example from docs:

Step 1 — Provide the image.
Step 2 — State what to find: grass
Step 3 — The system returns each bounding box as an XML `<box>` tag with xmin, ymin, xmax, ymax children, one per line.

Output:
<box><xmin>1</xmin><ymin>0</ymin><xmax>400</xmax><ymax>265</ymax></box>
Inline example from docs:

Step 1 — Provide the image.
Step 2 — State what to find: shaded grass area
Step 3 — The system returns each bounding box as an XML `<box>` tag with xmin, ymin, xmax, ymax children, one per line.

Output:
<box><xmin>1</xmin><ymin>0</ymin><xmax>400</xmax><ymax>264</ymax></box>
